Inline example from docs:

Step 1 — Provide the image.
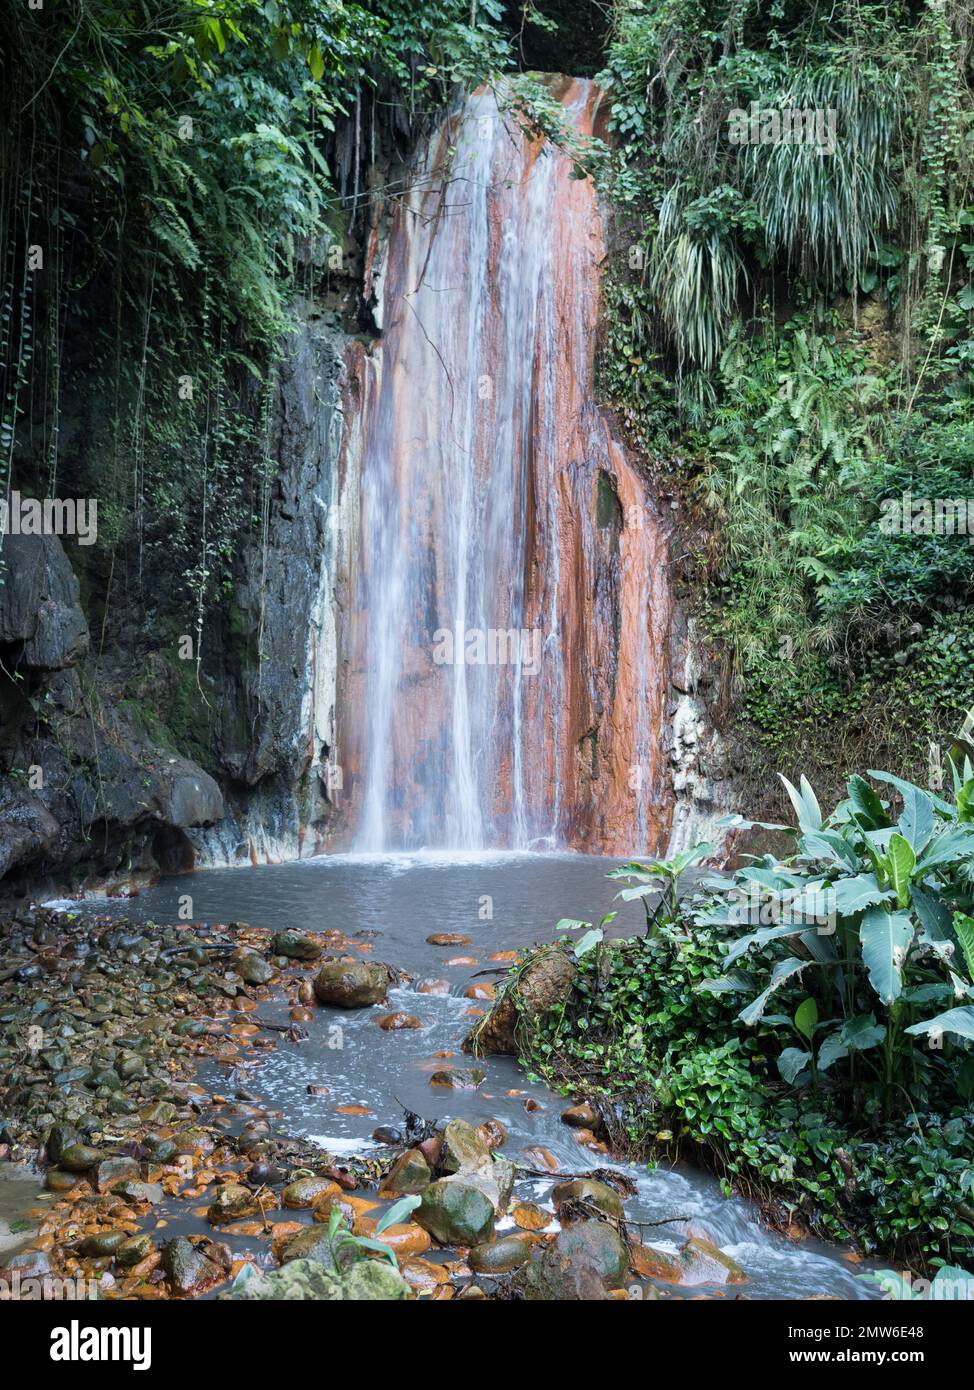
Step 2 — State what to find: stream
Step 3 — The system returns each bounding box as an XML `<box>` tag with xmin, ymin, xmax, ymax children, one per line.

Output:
<box><xmin>71</xmin><ymin>850</ymin><xmax>876</xmax><ymax>1300</ymax></box>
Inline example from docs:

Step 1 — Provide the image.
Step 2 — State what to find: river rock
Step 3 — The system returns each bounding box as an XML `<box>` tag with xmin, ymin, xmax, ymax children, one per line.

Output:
<box><xmin>207</xmin><ymin>1183</ymin><xmax>259</xmax><ymax>1224</ymax></box>
<box><xmin>380</xmin><ymin>1148</ymin><xmax>431</xmax><ymax>1196</ymax></box>
<box><xmin>45</xmin><ymin>1122</ymin><xmax>81</xmax><ymax>1163</ymax></box>
<box><xmin>112</xmin><ymin>1180</ymin><xmax>163</xmax><ymax>1204</ymax></box>
<box><xmin>427</xmin><ymin>933</ymin><xmax>470</xmax><ymax>946</ymax></box>
<box><xmin>438</xmin><ymin>1118</ymin><xmax>490</xmax><ymax>1175</ymax></box>
<box><xmin>551</xmin><ymin>1178</ymin><xmax>624</xmax><ymax>1221</ymax></box>
<box><xmin>468</xmin><ymin>1234</ymin><xmax>534</xmax><ymax>1273</ymax></box>
<box><xmin>282</xmin><ymin>1175</ymin><xmax>341</xmax><ymax>1209</ymax></box>
<box><xmin>269</xmin><ymin>932</ymin><xmax>322</xmax><ymax>961</ymax></box>
<box><xmin>162</xmin><ymin>1236</ymin><xmax>225</xmax><ymax>1296</ymax></box>
<box><xmin>561</xmin><ymin>1102</ymin><xmax>598</xmax><ymax>1129</ymax></box>
<box><xmin>90</xmin><ymin>1156</ymin><xmax>140</xmax><ymax>1192</ymax></box>
<box><xmin>313</xmin><ymin>959</ymin><xmax>389</xmax><ymax>1008</ymax></box>
<box><xmin>220</xmin><ymin>1257</ymin><xmax>410</xmax><ymax>1301</ymax></box>
<box><xmin>513</xmin><ymin>1218</ymin><xmax>627</xmax><ymax>1300</ymax></box>
<box><xmin>477</xmin><ymin>1118</ymin><xmax>508</xmax><ymax>1150</ymax></box>
<box><xmin>675</xmin><ymin>1236</ymin><xmax>747</xmax><ymax>1286</ymax></box>
<box><xmin>279</xmin><ymin>1225</ymin><xmax>339</xmax><ymax>1269</ymax></box>
<box><xmin>58</xmin><ymin>1142</ymin><xmax>103</xmax><ymax>1172</ymax></box>
<box><xmin>79</xmin><ymin>1230</ymin><xmax>127</xmax><ymax>1257</ymax></box>
<box><xmin>116</xmin><ymin>1234</ymin><xmax>155</xmax><ymax>1267</ymax></box>
<box><xmin>414</xmin><ymin>1176</ymin><xmax>496</xmax><ymax>1246</ymax></box>
<box><xmin>428</xmin><ymin>1067</ymin><xmax>484</xmax><ymax>1090</ymax></box>
<box><xmin>465</xmin><ymin>946</ymin><xmax>577</xmax><ymax>1055</ymax></box>
<box><xmin>377</xmin><ymin>1012</ymin><xmax>423</xmax><ymax>1030</ymax></box>
<box><xmin>236</xmin><ymin>953</ymin><xmax>275</xmax><ymax>984</ymax></box>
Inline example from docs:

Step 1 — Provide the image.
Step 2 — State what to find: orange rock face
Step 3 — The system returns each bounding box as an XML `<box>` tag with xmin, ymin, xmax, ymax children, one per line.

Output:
<box><xmin>338</xmin><ymin>80</ymin><xmax>673</xmax><ymax>856</ymax></box>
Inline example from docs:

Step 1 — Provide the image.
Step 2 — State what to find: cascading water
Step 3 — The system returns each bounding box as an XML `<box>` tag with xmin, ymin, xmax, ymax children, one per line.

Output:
<box><xmin>343</xmin><ymin>79</ymin><xmax>673</xmax><ymax>854</ymax></box>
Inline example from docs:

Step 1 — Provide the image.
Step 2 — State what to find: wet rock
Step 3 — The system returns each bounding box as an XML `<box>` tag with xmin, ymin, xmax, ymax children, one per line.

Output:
<box><xmin>269</xmin><ymin>932</ymin><xmax>322</xmax><ymax>961</ymax></box>
<box><xmin>90</xmin><ymin>1156</ymin><xmax>140</xmax><ymax>1193</ymax></box>
<box><xmin>58</xmin><ymin>1142</ymin><xmax>103</xmax><ymax>1172</ymax></box>
<box><xmin>1</xmin><ymin>1248</ymin><xmax>51</xmax><ymax>1280</ymax></box>
<box><xmin>468</xmin><ymin>1235</ymin><xmax>534</xmax><ymax>1273</ymax></box>
<box><xmin>236</xmin><ymin>953</ymin><xmax>275</xmax><ymax>984</ymax></box>
<box><xmin>207</xmin><ymin>1183</ymin><xmax>259</xmax><ymax>1224</ymax></box>
<box><xmin>427</xmin><ymin>933</ymin><xmax>470</xmax><ymax>946</ymax></box>
<box><xmin>79</xmin><ymin>1231</ymin><xmax>127</xmax><ymax>1257</ymax></box>
<box><xmin>112</xmin><ymin>1180</ymin><xmax>163</xmax><ymax>1205</ymax></box>
<box><xmin>220</xmin><ymin>1256</ymin><xmax>410</xmax><ymax>1301</ymax></box>
<box><xmin>279</xmin><ymin>1225</ymin><xmax>340</xmax><ymax>1269</ymax></box>
<box><xmin>282</xmin><ymin>1176</ymin><xmax>341</xmax><ymax>1209</ymax></box>
<box><xmin>353</xmin><ymin>1219</ymin><xmax>431</xmax><ymax>1258</ymax></box>
<box><xmin>371</xmin><ymin>1125</ymin><xmax>402</xmax><ymax>1145</ymax></box>
<box><xmin>513</xmin><ymin>1219</ymin><xmax>627</xmax><ymax>1300</ymax></box>
<box><xmin>45</xmin><ymin>1122</ymin><xmax>81</xmax><ymax>1163</ymax></box>
<box><xmin>438</xmin><ymin>1118</ymin><xmax>490</xmax><ymax>1175</ymax></box>
<box><xmin>45</xmin><ymin>1168</ymin><xmax>81</xmax><ymax>1193</ymax></box>
<box><xmin>561</xmin><ymin>1102</ymin><xmax>598</xmax><ymax>1129</ymax></box>
<box><xmin>313</xmin><ymin>959</ymin><xmax>389</xmax><ymax>1008</ymax></box>
<box><xmin>465</xmin><ymin>946</ymin><xmax>576</xmax><ymax>1056</ymax></box>
<box><xmin>415</xmin><ymin>1177</ymin><xmax>496</xmax><ymax>1246</ymax></box>
<box><xmin>429</xmin><ymin>1067</ymin><xmax>484</xmax><ymax>1090</ymax></box>
<box><xmin>675</xmin><ymin>1236</ymin><xmax>747</xmax><ymax>1287</ymax></box>
<box><xmin>162</xmin><ymin>1236</ymin><xmax>225</xmax><ymax>1296</ymax></box>
<box><xmin>552</xmin><ymin>1178</ymin><xmax>624</xmax><ymax>1221</ymax></box>
<box><xmin>416</xmin><ymin>979</ymin><xmax>450</xmax><ymax>995</ymax></box>
<box><xmin>116</xmin><ymin>1234</ymin><xmax>155</xmax><ymax>1268</ymax></box>
<box><xmin>478</xmin><ymin>1118</ymin><xmax>508</xmax><ymax>1150</ymax></box>
<box><xmin>376</xmin><ymin>1012</ymin><xmax>423</xmax><ymax>1030</ymax></box>
<box><xmin>379</xmin><ymin>1148</ymin><xmax>431</xmax><ymax>1196</ymax></box>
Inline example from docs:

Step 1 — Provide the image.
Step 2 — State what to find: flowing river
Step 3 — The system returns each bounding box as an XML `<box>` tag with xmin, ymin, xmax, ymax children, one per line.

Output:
<box><xmin>76</xmin><ymin>851</ymin><xmax>876</xmax><ymax>1300</ymax></box>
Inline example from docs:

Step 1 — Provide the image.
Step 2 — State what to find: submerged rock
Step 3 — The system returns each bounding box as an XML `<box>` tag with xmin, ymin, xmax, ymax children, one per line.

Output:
<box><xmin>207</xmin><ymin>1183</ymin><xmax>259</xmax><ymax>1224</ymax></box>
<box><xmin>313</xmin><ymin>959</ymin><xmax>389</xmax><ymax>1008</ymax></box>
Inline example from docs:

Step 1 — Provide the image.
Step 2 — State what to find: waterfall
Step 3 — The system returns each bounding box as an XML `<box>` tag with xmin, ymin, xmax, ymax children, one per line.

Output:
<box><xmin>342</xmin><ymin>79</ymin><xmax>673</xmax><ymax>855</ymax></box>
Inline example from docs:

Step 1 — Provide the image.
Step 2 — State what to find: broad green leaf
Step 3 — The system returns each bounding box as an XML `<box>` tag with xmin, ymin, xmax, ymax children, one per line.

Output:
<box><xmin>817</xmin><ymin>1031</ymin><xmax>849</xmax><ymax>1071</ymax></box>
<box><xmin>738</xmin><ymin>957</ymin><xmax>807</xmax><ymax>1025</ymax></box>
<box><xmin>826</xmin><ymin>873</ymin><xmax>892</xmax><ymax>917</ymax></box>
<box><xmin>897</xmin><ymin>786</ymin><xmax>936</xmax><ymax>854</ymax></box>
<box><xmin>953</xmin><ymin>912</ymin><xmax>974</xmax><ymax>982</ymax></box>
<box><xmin>724</xmin><ymin>923</ymin><xmax>811</xmax><ymax>967</ymax></box>
<box><xmin>905</xmin><ymin>1006</ymin><xmax>974</xmax><ymax>1042</ymax></box>
<box><xmin>840</xmin><ymin>1014</ymin><xmax>886</xmax><ymax>1051</ymax></box>
<box><xmin>779</xmin><ymin>773</ymin><xmax>822</xmax><ymax>832</ymax></box>
<box><xmin>916</xmin><ymin>825</ymin><xmax>974</xmax><ymax>873</ymax></box>
<box><xmin>847</xmin><ymin>774</ymin><xmax>891</xmax><ymax>830</ymax></box>
<box><xmin>375</xmin><ymin>1194</ymin><xmax>422</xmax><ymax>1234</ymax></box>
<box><xmin>574</xmin><ymin>928</ymin><xmax>603</xmax><ymax>957</ymax></box>
<box><xmin>555</xmin><ymin>918</ymin><xmax>590</xmax><ymax>932</ymax></box>
<box><xmin>869</xmin><ymin>770</ymin><xmax>955</xmax><ymax>818</ymax></box>
<box><xmin>859</xmin><ymin>907</ymin><xmax>914</xmax><ymax>1005</ymax></box>
<box><xmin>884</xmin><ymin>833</ymin><xmax>916</xmax><ymax>909</ymax></box>
<box><xmin>794</xmin><ymin>997</ymin><xmax>818</xmax><ymax>1041</ymax></box>
<box><xmin>777</xmin><ymin>1047</ymin><xmax>812</xmax><ymax>1083</ymax></box>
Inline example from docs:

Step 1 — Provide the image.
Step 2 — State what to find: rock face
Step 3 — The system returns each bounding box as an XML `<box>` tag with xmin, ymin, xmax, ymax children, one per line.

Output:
<box><xmin>0</xmin><ymin>298</ymin><xmax>357</xmax><ymax>896</ymax></box>
<box><xmin>467</xmin><ymin>947</ymin><xmax>577</xmax><ymax>1056</ymax></box>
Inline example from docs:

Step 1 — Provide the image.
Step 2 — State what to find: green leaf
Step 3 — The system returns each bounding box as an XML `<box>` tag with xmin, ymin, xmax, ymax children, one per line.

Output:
<box><xmin>777</xmin><ymin>1047</ymin><xmax>812</xmax><ymax>1083</ymax></box>
<box><xmin>840</xmin><ymin>1014</ymin><xmax>886</xmax><ymax>1051</ymax></box>
<box><xmin>308</xmin><ymin>43</ymin><xmax>325</xmax><ymax>81</ymax></box>
<box><xmin>375</xmin><ymin>1195</ymin><xmax>421</xmax><ymax>1234</ymax></box>
<box><xmin>794</xmin><ymin>997</ymin><xmax>818</xmax><ymax>1041</ymax></box>
<box><xmin>738</xmin><ymin>957</ymin><xmax>807</xmax><ymax>1026</ymax></box>
<box><xmin>905</xmin><ymin>1006</ymin><xmax>974</xmax><ymax>1041</ymax></box>
<box><xmin>817</xmin><ymin>1030</ymin><xmax>849</xmax><ymax>1071</ymax></box>
<box><xmin>897</xmin><ymin>786</ymin><xmax>936</xmax><ymax>854</ymax></box>
<box><xmin>953</xmin><ymin>912</ymin><xmax>974</xmax><ymax>983</ymax></box>
<box><xmin>574</xmin><ymin>928</ymin><xmax>604</xmax><ymax>958</ymax></box>
<box><xmin>859</xmin><ymin>907</ymin><xmax>914</xmax><ymax>1005</ymax></box>
<box><xmin>847</xmin><ymin>775</ymin><xmax>891</xmax><ymax>830</ymax></box>
<box><xmin>884</xmin><ymin>833</ymin><xmax>916</xmax><ymax>909</ymax></box>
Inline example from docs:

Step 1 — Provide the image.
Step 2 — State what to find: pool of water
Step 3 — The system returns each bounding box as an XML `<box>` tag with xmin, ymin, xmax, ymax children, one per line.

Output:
<box><xmin>77</xmin><ymin>850</ymin><xmax>876</xmax><ymax>1299</ymax></box>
